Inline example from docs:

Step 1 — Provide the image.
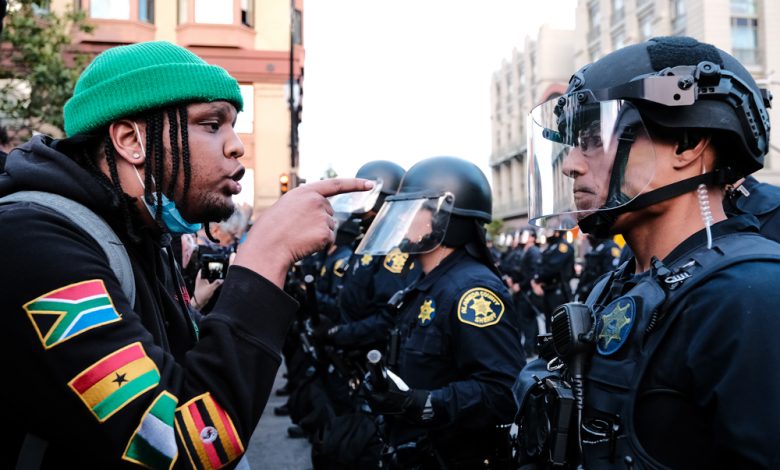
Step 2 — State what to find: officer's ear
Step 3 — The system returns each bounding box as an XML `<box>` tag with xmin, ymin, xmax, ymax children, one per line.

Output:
<box><xmin>108</xmin><ymin>119</ymin><xmax>147</xmax><ymax>166</ymax></box>
<box><xmin>672</xmin><ymin>132</ymin><xmax>712</xmax><ymax>171</ymax></box>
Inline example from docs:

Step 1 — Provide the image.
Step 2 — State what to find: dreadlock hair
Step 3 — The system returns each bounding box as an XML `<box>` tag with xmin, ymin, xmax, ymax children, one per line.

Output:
<box><xmin>67</xmin><ymin>104</ymin><xmax>193</xmax><ymax>242</ymax></box>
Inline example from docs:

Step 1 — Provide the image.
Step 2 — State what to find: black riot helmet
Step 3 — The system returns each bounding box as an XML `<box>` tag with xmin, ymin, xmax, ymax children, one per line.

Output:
<box><xmin>527</xmin><ymin>36</ymin><xmax>772</xmax><ymax>237</ymax></box>
<box><xmin>356</xmin><ymin>156</ymin><xmax>497</xmax><ymax>271</ymax></box>
<box><xmin>328</xmin><ymin>160</ymin><xmax>405</xmax><ymax>224</ymax></box>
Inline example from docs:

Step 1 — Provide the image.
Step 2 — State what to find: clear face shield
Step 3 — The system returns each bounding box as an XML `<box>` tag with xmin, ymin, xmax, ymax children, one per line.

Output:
<box><xmin>355</xmin><ymin>191</ymin><xmax>455</xmax><ymax>255</ymax></box>
<box><xmin>527</xmin><ymin>94</ymin><xmax>657</xmax><ymax>230</ymax></box>
<box><xmin>328</xmin><ymin>178</ymin><xmax>385</xmax><ymax>223</ymax></box>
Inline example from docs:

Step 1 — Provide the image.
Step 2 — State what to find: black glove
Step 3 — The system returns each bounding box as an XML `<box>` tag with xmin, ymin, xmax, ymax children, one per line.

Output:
<box><xmin>363</xmin><ymin>370</ymin><xmax>432</xmax><ymax>422</ymax></box>
<box><xmin>308</xmin><ymin>315</ymin><xmax>335</xmax><ymax>344</ymax></box>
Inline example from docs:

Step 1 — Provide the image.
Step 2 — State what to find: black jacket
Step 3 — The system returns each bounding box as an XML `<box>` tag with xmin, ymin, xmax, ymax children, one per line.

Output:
<box><xmin>1</xmin><ymin>136</ymin><xmax>296</xmax><ymax>468</ymax></box>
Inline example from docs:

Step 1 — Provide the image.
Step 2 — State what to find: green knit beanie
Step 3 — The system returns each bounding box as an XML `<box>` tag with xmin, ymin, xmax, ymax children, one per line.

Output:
<box><xmin>64</xmin><ymin>41</ymin><xmax>243</xmax><ymax>137</ymax></box>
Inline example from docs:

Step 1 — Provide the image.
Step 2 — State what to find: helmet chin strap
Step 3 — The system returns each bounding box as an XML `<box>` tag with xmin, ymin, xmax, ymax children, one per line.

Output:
<box><xmin>578</xmin><ymin>168</ymin><xmax>730</xmax><ymax>237</ymax></box>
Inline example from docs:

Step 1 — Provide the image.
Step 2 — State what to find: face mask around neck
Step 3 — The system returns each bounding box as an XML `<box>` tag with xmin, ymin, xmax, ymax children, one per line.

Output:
<box><xmin>131</xmin><ymin>122</ymin><xmax>202</xmax><ymax>235</ymax></box>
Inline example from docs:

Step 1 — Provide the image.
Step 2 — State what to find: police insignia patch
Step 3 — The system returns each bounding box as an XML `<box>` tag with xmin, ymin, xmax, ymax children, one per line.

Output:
<box><xmin>383</xmin><ymin>248</ymin><xmax>409</xmax><ymax>274</ymax></box>
<box><xmin>360</xmin><ymin>254</ymin><xmax>373</xmax><ymax>266</ymax></box>
<box><xmin>457</xmin><ymin>288</ymin><xmax>504</xmax><ymax>327</ymax></box>
<box><xmin>595</xmin><ymin>297</ymin><xmax>636</xmax><ymax>355</ymax></box>
<box><xmin>417</xmin><ymin>298</ymin><xmax>436</xmax><ymax>326</ymax></box>
<box><xmin>333</xmin><ymin>258</ymin><xmax>348</xmax><ymax>277</ymax></box>
<box><xmin>558</xmin><ymin>243</ymin><xmax>569</xmax><ymax>253</ymax></box>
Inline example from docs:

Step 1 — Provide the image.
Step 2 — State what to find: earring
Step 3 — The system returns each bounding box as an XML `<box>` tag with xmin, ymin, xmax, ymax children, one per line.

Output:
<box><xmin>132</xmin><ymin>152</ymin><xmax>142</xmax><ymax>160</ymax></box>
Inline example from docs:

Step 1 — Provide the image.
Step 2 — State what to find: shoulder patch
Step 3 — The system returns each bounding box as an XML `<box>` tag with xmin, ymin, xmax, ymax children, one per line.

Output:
<box><xmin>558</xmin><ymin>243</ymin><xmax>569</xmax><ymax>254</ymax></box>
<box><xmin>24</xmin><ymin>279</ymin><xmax>121</xmax><ymax>349</ymax></box>
<box><xmin>68</xmin><ymin>342</ymin><xmax>160</xmax><ymax>422</ymax></box>
<box><xmin>123</xmin><ymin>391</ymin><xmax>179</xmax><ymax>469</ymax></box>
<box><xmin>611</xmin><ymin>247</ymin><xmax>621</xmax><ymax>258</ymax></box>
<box><xmin>383</xmin><ymin>248</ymin><xmax>409</xmax><ymax>274</ymax></box>
<box><xmin>457</xmin><ymin>288</ymin><xmax>505</xmax><ymax>328</ymax></box>
<box><xmin>596</xmin><ymin>297</ymin><xmax>636</xmax><ymax>356</ymax></box>
<box><xmin>417</xmin><ymin>298</ymin><xmax>436</xmax><ymax>326</ymax></box>
<box><xmin>175</xmin><ymin>392</ymin><xmax>245</xmax><ymax>470</ymax></box>
<box><xmin>360</xmin><ymin>254</ymin><xmax>373</xmax><ymax>266</ymax></box>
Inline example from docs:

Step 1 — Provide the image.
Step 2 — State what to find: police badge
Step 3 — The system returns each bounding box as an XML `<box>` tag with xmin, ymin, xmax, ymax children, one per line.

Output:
<box><xmin>595</xmin><ymin>297</ymin><xmax>636</xmax><ymax>355</ymax></box>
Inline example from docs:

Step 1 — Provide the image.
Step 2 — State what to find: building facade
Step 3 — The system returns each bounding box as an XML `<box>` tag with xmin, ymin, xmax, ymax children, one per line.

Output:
<box><xmin>52</xmin><ymin>0</ymin><xmax>304</xmax><ymax>213</ymax></box>
<box><xmin>489</xmin><ymin>25</ymin><xmax>575</xmax><ymax>229</ymax></box>
<box><xmin>490</xmin><ymin>0</ymin><xmax>780</xmax><ymax>231</ymax></box>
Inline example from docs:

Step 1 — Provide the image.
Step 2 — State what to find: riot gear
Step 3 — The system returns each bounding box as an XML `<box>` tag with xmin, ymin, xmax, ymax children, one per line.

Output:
<box><xmin>528</xmin><ymin>36</ymin><xmax>772</xmax><ymax>236</ymax></box>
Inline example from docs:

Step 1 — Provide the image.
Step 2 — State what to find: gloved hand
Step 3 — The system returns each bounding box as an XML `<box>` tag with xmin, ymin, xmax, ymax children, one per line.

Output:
<box><xmin>307</xmin><ymin>315</ymin><xmax>336</xmax><ymax>344</ymax></box>
<box><xmin>363</xmin><ymin>369</ymin><xmax>432</xmax><ymax>422</ymax></box>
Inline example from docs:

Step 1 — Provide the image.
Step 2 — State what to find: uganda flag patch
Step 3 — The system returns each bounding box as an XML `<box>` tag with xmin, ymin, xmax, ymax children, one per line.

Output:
<box><xmin>176</xmin><ymin>393</ymin><xmax>244</xmax><ymax>470</ymax></box>
<box><xmin>24</xmin><ymin>279</ymin><xmax>121</xmax><ymax>349</ymax></box>
<box><xmin>123</xmin><ymin>391</ymin><xmax>179</xmax><ymax>470</ymax></box>
<box><xmin>69</xmin><ymin>342</ymin><xmax>160</xmax><ymax>422</ymax></box>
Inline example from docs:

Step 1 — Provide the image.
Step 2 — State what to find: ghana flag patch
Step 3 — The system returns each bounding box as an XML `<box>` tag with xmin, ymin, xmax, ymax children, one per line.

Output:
<box><xmin>68</xmin><ymin>342</ymin><xmax>160</xmax><ymax>422</ymax></box>
<box><xmin>176</xmin><ymin>393</ymin><xmax>244</xmax><ymax>470</ymax></box>
<box><xmin>24</xmin><ymin>279</ymin><xmax>121</xmax><ymax>349</ymax></box>
<box><xmin>123</xmin><ymin>391</ymin><xmax>179</xmax><ymax>470</ymax></box>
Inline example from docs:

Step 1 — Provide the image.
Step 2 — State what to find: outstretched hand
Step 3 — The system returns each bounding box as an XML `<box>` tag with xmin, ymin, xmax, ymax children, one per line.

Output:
<box><xmin>233</xmin><ymin>178</ymin><xmax>374</xmax><ymax>287</ymax></box>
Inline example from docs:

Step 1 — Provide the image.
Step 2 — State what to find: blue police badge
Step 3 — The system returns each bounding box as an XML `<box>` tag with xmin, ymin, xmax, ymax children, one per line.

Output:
<box><xmin>417</xmin><ymin>298</ymin><xmax>436</xmax><ymax>326</ymax></box>
<box><xmin>595</xmin><ymin>297</ymin><xmax>636</xmax><ymax>355</ymax></box>
<box><xmin>457</xmin><ymin>288</ymin><xmax>504</xmax><ymax>327</ymax></box>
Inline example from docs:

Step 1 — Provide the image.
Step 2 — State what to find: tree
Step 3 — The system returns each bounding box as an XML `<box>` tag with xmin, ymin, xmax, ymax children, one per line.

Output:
<box><xmin>0</xmin><ymin>0</ymin><xmax>93</xmax><ymax>138</ymax></box>
<box><xmin>485</xmin><ymin>218</ymin><xmax>505</xmax><ymax>242</ymax></box>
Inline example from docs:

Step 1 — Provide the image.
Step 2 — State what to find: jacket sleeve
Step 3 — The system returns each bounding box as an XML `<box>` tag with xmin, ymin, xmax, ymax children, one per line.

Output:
<box><xmin>2</xmin><ymin>203</ymin><xmax>296</xmax><ymax>468</ymax></box>
<box><xmin>429</xmin><ymin>283</ymin><xmax>526</xmax><ymax>430</ymax></box>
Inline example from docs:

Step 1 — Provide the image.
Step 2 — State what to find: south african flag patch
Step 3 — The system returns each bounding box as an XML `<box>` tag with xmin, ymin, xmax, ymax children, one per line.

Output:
<box><xmin>176</xmin><ymin>393</ymin><xmax>244</xmax><ymax>470</ymax></box>
<box><xmin>24</xmin><ymin>279</ymin><xmax>121</xmax><ymax>349</ymax></box>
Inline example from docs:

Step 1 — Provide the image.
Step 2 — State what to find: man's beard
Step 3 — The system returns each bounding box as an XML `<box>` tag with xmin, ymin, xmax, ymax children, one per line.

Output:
<box><xmin>189</xmin><ymin>191</ymin><xmax>236</xmax><ymax>223</ymax></box>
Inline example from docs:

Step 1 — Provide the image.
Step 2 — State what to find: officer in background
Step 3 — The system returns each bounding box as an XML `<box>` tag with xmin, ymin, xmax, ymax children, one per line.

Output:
<box><xmin>531</xmin><ymin>229</ymin><xmax>574</xmax><ymax>330</ymax></box>
<box><xmin>512</xmin><ymin>227</ymin><xmax>542</xmax><ymax>358</ymax></box>
<box><xmin>314</xmin><ymin>219</ymin><xmax>361</xmax><ymax>321</ymax></box>
<box><xmin>361</xmin><ymin>156</ymin><xmax>524</xmax><ymax>468</ymax></box>
<box><xmin>517</xmin><ymin>36</ymin><xmax>780</xmax><ymax>468</ymax></box>
<box><xmin>574</xmin><ymin>233</ymin><xmax>621</xmax><ymax>301</ymax></box>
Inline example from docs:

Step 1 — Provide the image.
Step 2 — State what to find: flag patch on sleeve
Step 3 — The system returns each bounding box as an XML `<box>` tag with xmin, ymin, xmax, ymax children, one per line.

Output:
<box><xmin>24</xmin><ymin>279</ymin><xmax>121</xmax><ymax>349</ymax></box>
<box><xmin>175</xmin><ymin>392</ymin><xmax>244</xmax><ymax>470</ymax></box>
<box><xmin>123</xmin><ymin>391</ymin><xmax>179</xmax><ymax>470</ymax></box>
<box><xmin>68</xmin><ymin>342</ymin><xmax>160</xmax><ymax>422</ymax></box>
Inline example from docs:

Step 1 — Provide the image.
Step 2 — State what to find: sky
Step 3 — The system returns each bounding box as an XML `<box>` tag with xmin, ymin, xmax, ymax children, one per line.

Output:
<box><xmin>298</xmin><ymin>0</ymin><xmax>577</xmax><ymax>184</ymax></box>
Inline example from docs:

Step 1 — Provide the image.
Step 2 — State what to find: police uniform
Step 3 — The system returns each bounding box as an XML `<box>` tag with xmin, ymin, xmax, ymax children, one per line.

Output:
<box><xmin>315</xmin><ymin>243</ymin><xmax>353</xmax><ymax>321</ymax></box>
<box><xmin>534</xmin><ymin>237</ymin><xmax>575</xmax><ymax>328</ymax></box>
<box><xmin>390</xmin><ymin>249</ymin><xmax>525</xmax><ymax>466</ymax></box>
<box><xmin>330</xmin><ymin>248</ymin><xmax>420</xmax><ymax>349</ymax></box>
<box><xmin>2</xmin><ymin>136</ymin><xmax>296</xmax><ymax>467</ymax></box>
<box><xmin>575</xmin><ymin>238</ymin><xmax>621</xmax><ymax>301</ymax></box>
<box><xmin>515</xmin><ymin>244</ymin><xmax>542</xmax><ymax>357</ymax></box>
<box><xmin>578</xmin><ymin>215</ymin><xmax>780</xmax><ymax>468</ymax></box>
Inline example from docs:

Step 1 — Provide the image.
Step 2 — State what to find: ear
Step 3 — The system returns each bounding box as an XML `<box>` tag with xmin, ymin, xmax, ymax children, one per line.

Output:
<box><xmin>671</xmin><ymin>134</ymin><xmax>712</xmax><ymax>170</ymax></box>
<box><xmin>108</xmin><ymin>119</ymin><xmax>146</xmax><ymax>166</ymax></box>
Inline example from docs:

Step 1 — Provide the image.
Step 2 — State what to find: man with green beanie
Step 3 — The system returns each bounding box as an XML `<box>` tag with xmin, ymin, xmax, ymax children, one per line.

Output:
<box><xmin>0</xmin><ymin>41</ymin><xmax>372</xmax><ymax>468</ymax></box>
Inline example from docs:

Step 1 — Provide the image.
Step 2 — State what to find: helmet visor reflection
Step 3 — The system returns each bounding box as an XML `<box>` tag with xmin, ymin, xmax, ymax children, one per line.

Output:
<box><xmin>355</xmin><ymin>192</ymin><xmax>455</xmax><ymax>255</ymax></box>
<box><xmin>527</xmin><ymin>96</ymin><xmax>655</xmax><ymax>230</ymax></box>
<box><xmin>328</xmin><ymin>178</ymin><xmax>384</xmax><ymax>219</ymax></box>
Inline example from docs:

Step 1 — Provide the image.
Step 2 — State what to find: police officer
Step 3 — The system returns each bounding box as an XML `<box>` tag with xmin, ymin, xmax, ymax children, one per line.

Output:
<box><xmin>517</xmin><ymin>36</ymin><xmax>780</xmax><ymax>468</ymax></box>
<box><xmin>361</xmin><ymin>156</ymin><xmax>525</xmax><ymax>468</ymax></box>
<box><xmin>314</xmin><ymin>219</ymin><xmax>361</xmax><ymax>321</ymax></box>
<box><xmin>532</xmin><ymin>229</ymin><xmax>575</xmax><ymax>331</ymax></box>
<box><xmin>574</xmin><ymin>234</ymin><xmax>621</xmax><ymax>301</ymax></box>
<box><xmin>512</xmin><ymin>227</ymin><xmax>543</xmax><ymax>358</ymax></box>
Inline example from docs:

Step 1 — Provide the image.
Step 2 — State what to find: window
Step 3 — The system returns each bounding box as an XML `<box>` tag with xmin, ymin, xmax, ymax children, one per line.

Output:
<box><xmin>612</xmin><ymin>0</ymin><xmax>625</xmax><ymax>24</ymax></box>
<box><xmin>139</xmin><ymin>0</ymin><xmax>154</xmax><ymax>23</ymax></box>
<box><xmin>234</xmin><ymin>85</ymin><xmax>255</xmax><ymax>134</ymax></box>
<box><xmin>612</xmin><ymin>28</ymin><xmax>626</xmax><ymax>49</ymax></box>
<box><xmin>178</xmin><ymin>0</ymin><xmax>188</xmax><ymax>24</ymax></box>
<box><xmin>731</xmin><ymin>0</ymin><xmax>756</xmax><ymax>16</ymax></box>
<box><xmin>291</xmin><ymin>8</ymin><xmax>302</xmax><ymax>45</ymax></box>
<box><xmin>731</xmin><ymin>17</ymin><xmax>759</xmax><ymax>65</ymax></box>
<box><xmin>670</xmin><ymin>0</ymin><xmax>686</xmax><ymax>33</ymax></box>
<box><xmin>639</xmin><ymin>13</ymin><xmax>654</xmax><ymax>41</ymax></box>
<box><xmin>90</xmin><ymin>0</ymin><xmax>130</xmax><ymax>20</ymax></box>
<box><xmin>194</xmin><ymin>0</ymin><xmax>233</xmax><ymax>24</ymax></box>
<box><xmin>588</xmin><ymin>2</ymin><xmax>601</xmax><ymax>42</ymax></box>
<box><xmin>241</xmin><ymin>0</ymin><xmax>254</xmax><ymax>27</ymax></box>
